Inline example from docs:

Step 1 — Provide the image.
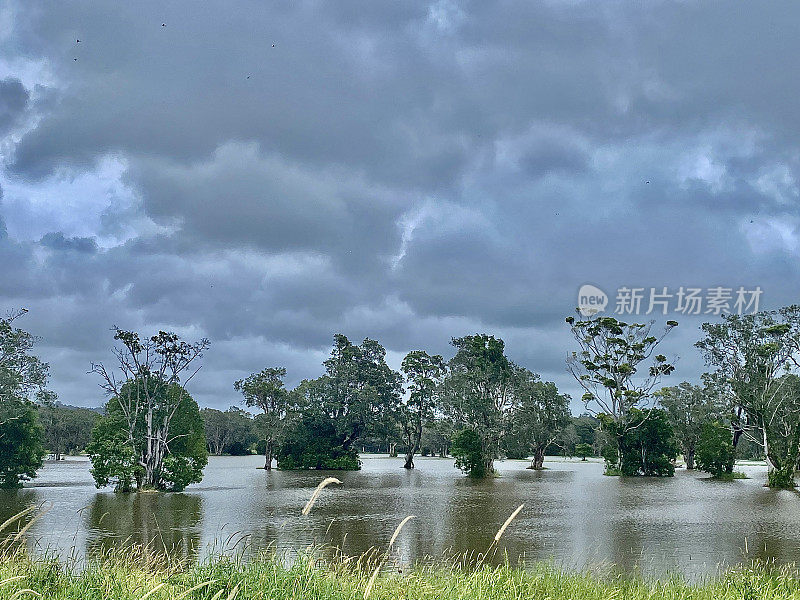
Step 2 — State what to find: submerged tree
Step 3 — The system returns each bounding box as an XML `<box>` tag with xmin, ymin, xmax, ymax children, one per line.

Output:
<box><xmin>0</xmin><ymin>309</ymin><xmax>50</xmax><ymax>488</ymax></box>
<box><xmin>278</xmin><ymin>335</ymin><xmax>402</xmax><ymax>470</ymax></box>
<box><xmin>88</xmin><ymin>329</ymin><xmax>209</xmax><ymax>491</ymax></box>
<box><xmin>696</xmin><ymin>307</ymin><xmax>800</xmax><ymax>488</ymax></box>
<box><xmin>505</xmin><ymin>369</ymin><xmax>571</xmax><ymax>470</ymax></box>
<box><xmin>566</xmin><ymin>314</ymin><xmax>677</xmax><ymax>474</ymax></box>
<box><xmin>400</xmin><ymin>350</ymin><xmax>446</xmax><ymax>469</ymax></box>
<box><xmin>695</xmin><ymin>421</ymin><xmax>737</xmax><ymax>479</ymax></box>
<box><xmin>235</xmin><ymin>367</ymin><xmax>295</xmax><ymax>470</ymax></box>
<box><xmin>657</xmin><ymin>382</ymin><xmax>725</xmax><ymax>470</ymax></box>
<box><xmin>574</xmin><ymin>443</ymin><xmax>593</xmax><ymax>460</ymax></box>
<box><xmin>612</xmin><ymin>408</ymin><xmax>678</xmax><ymax>477</ymax></box>
<box><xmin>88</xmin><ymin>380</ymin><xmax>207</xmax><ymax>492</ymax></box>
<box><xmin>442</xmin><ymin>334</ymin><xmax>514</xmax><ymax>477</ymax></box>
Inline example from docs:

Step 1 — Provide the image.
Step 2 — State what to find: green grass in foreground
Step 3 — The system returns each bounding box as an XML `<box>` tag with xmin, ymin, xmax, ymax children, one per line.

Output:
<box><xmin>2</xmin><ymin>550</ymin><xmax>800</xmax><ymax>600</ymax></box>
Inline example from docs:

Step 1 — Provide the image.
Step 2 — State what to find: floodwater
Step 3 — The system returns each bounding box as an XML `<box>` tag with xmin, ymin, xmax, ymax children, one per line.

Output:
<box><xmin>0</xmin><ymin>455</ymin><xmax>798</xmax><ymax>579</ymax></box>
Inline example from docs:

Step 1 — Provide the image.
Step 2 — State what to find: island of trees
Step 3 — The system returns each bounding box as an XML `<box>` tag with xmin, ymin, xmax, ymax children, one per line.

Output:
<box><xmin>1</xmin><ymin>304</ymin><xmax>799</xmax><ymax>490</ymax></box>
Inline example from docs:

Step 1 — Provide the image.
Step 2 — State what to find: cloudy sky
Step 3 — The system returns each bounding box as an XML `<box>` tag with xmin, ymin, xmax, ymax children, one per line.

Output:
<box><xmin>1</xmin><ymin>1</ymin><xmax>798</xmax><ymax>412</ymax></box>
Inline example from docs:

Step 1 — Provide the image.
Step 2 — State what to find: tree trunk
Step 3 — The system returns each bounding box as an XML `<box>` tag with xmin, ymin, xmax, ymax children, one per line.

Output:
<box><xmin>685</xmin><ymin>447</ymin><xmax>695</xmax><ymax>470</ymax></box>
<box><xmin>404</xmin><ymin>427</ymin><xmax>422</xmax><ymax>470</ymax></box>
<box><xmin>264</xmin><ymin>440</ymin><xmax>273</xmax><ymax>471</ymax></box>
<box><xmin>389</xmin><ymin>442</ymin><xmax>398</xmax><ymax>457</ymax></box>
<box><xmin>530</xmin><ymin>447</ymin><xmax>545</xmax><ymax>470</ymax></box>
<box><xmin>403</xmin><ymin>452</ymin><xmax>414</xmax><ymax>469</ymax></box>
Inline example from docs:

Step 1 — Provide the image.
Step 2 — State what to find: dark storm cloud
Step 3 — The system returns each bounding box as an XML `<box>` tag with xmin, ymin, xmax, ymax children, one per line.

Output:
<box><xmin>0</xmin><ymin>77</ymin><xmax>29</xmax><ymax>134</ymax></box>
<box><xmin>40</xmin><ymin>232</ymin><xmax>98</xmax><ymax>253</ymax></box>
<box><xmin>1</xmin><ymin>0</ymin><xmax>800</xmax><ymax>410</ymax></box>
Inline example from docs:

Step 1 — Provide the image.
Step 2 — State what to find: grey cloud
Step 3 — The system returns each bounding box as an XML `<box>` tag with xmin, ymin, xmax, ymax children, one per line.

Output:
<box><xmin>1</xmin><ymin>1</ymin><xmax>800</xmax><ymax>409</ymax></box>
<box><xmin>0</xmin><ymin>78</ymin><xmax>29</xmax><ymax>134</ymax></box>
<box><xmin>40</xmin><ymin>232</ymin><xmax>98</xmax><ymax>253</ymax></box>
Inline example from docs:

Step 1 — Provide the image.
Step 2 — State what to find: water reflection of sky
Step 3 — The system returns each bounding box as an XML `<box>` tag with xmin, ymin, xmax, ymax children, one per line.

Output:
<box><xmin>0</xmin><ymin>455</ymin><xmax>795</xmax><ymax>580</ymax></box>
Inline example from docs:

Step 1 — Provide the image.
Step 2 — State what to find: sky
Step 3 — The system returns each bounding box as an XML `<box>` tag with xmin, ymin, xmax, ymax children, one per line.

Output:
<box><xmin>0</xmin><ymin>1</ymin><xmax>798</xmax><ymax>412</ymax></box>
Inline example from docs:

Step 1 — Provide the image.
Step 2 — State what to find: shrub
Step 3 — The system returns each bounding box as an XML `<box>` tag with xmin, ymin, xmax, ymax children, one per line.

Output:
<box><xmin>575</xmin><ymin>443</ymin><xmax>593</xmax><ymax>460</ymax></box>
<box><xmin>696</xmin><ymin>422</ymin><xmax>735</xmax><ymax>478</ymax></box>
<box><xmin>276</xmin><ymin>413</ymin><xmax>360</xmax><ymax>471</ymax></box>
<box><xmin>451</xmin><ymin>429</ymin><xmax>486</xmax><ymax>478</ymax></box>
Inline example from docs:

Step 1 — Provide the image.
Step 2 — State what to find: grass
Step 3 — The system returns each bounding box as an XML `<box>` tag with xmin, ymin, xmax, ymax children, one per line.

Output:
<box><xmin>3</xmin><ymin>550</ymin><xmax>800</xmax><ymax>600</ymax></box>
<box><xmin>712</xmin><ymin>470</ymin><xmax>749</xmax><ymax>481</ymax></box>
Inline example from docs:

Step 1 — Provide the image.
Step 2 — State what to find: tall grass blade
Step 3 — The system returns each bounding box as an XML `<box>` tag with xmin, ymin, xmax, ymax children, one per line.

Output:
<box><xmin>301</xmin><ymin>477</ymin><xmax>342</xmax><ymax>515</ymax></box>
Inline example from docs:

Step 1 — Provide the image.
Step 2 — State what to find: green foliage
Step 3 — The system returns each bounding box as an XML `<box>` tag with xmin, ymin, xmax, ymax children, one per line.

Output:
<box><xmin>767</xmin><ymin>467</ymin><xmax>796</xmax><ymax>489</ymax></box>
<box><xmin>90</xmin><ymin>329</ymin><xmax>210</xmax><ymax>491</ymax></box>
<box><xmin>86</xmin><ymin>412</ymin><xmax>139</xmax><ymax>492</ymax></box>
<box><xmin>695</xmin><ymin>422</ymin><xmax>736</xmax><ymax>478</ymax></box>
<box><xmin>697</xmin><ymin>307</ymin><xmax>800</xmax><ymax>488</ymax></box>
<box><xmin>617</xmin><ymin>408</ymin><xmax>677</xmax><ymax>476</ymax></box>
<box><xmin>566</xmin><ymin>314</ymin><xmax>677</xmax><ymax>421</ymax></box>
<box><xmin>235</xmin><ymin>367</ymin><xmax>295</xmax><ymax>468</ymax></box>
<box><xmin>657</xmin><ymin>382</ymin><xmax>726</xmax><ymax>470</ymax></box>
<box><xmin>0</xmin><ymin>309</ymin><xmax>52</xmax><ymax>488</ymax></box>
<box><xmin>286</xmin><ymin>335</ymin><xmax>402</xmax><ymax>468</ymax></box>
<box><xmin>574</xmin><ymin>443</ymin><xmax>593</xmax><ymax>460</ymax></box>
<box><xmin>504</xmin><ymin>371</ymin><xmax>571</xmax><ymax>469</ymax></box>
<box><xmin>38</xmin><ymin>404</ymin><xmax>98</xmax><ymax>458</ymax></box>
<box><xmin>202</xmin><ymin>406</ymin><xmax>257</xmax><ymax>455</ymax></box>
<box><xmin>276</xmin><ymin>413</ymin><xmax>360</xmax><ymax>470</ymax></box>
<box><xmin>442</xmin><ymin>334</ymin><xmax>513</xmax><ymax>476</ymax></box>
<box><xmin>88</xmin><ymin>381</ymin><xmax>207</xmax><ymax>491</ymax></box>
<box><xmin>400</xmin><ymin>350</ymin><xmax>446</xmax><ymax>469</ymax></box>
<box><xmin>451</xmin><ymin>428</ymin><xmax>486</xmax><ymax>478</ymax></box>
<box><xmin>0</xmin><ymin>399</ymin><xmax>46</xmax><ymax>488</ymax></box>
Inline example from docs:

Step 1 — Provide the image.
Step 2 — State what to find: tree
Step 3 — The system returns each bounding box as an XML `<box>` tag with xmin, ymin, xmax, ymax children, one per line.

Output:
<box><xmin>656</xmin><ymin>382</ymin><xmax>725</xmax><ymax>470</ymax></box>
<box><xmin>224</xmin><ymin>407</ymin><xmax>257</xmax><ymax>455</ymax></box>
<box><xmin>575</xmin><ymin>443</ymin><xmax>593</xmax><ymax>460</ymax></box>
<box><xmin>695</xmin><ymin>422</ymin><xmax>736</xmax><ymax>478</ymax></box>
<box><xmin>88</xmin><ymin>382</ymin><xmax>207</xmax><ymax>491</ymax></box>
<box><xmin>505</xmin><ymin>369</ymin><xmax>570</xmax><ymax>469</ymax></box>
<box><xmin>234</xmin><ymin>367</ymin><xmax>295</xmax><ymax>469</ymax></box>
<box><xmin>566</xmin><ymin>314</ymin><xmax>677</xmax><ymax>474</ymax></box>
<box><xmin>202</xmin><ymin>408</ymin><xmax>231</xmax><ymax>456</ymax></box>
<box><xmin>39</xmin><ymin>403</ymin><xmax>99</xmax><ymax>460</ymax></box>
<box><xmin>275</xmin><ymin>412</ymin><xmax>360</xmax><ymax>470</ymax></box>
<box><xmin>696</xmin><ymin>307</ymin><xmax>800</xmax><ymax>488</ymax></box>
<box><xmin>612</xmin><ymin>408</ymin><xmax>677</xmax><ymax>477</ymax></box>
<box><xmin>400</xmin><ymin>350</ymin><xmax>446</xmax><ymax>469</ymax></box>
<box><xmin>441</xmin><ymin>334</ymin><xmax>513</xmax><ymax>476</ymax></box>
<box><xmin>89</xmin><ymin>329</ymin><xmax>209</xmax><ymax>491</ymax></box>
<box><xmin>451</xmin><ymin>428</ymin><xmax>485</xmax><ymax>478</ymax></box>
<box><xmin>288</xmin><ymin>335</ymin><xmax>402</xmax><ymax>468</ymax></box>
<box><xmin>0</xmin><ymin>309</ymin><xmax>50</xmax><ymax>488</ymax></box>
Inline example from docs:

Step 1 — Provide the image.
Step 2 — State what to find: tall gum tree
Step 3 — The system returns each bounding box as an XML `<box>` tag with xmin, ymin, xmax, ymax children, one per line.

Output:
<box><xmin>443</xmin><ymin>334</ymin><xmax>514</xmax><ymax>476</ymax></box>
<box><xmin>234</xmin><ymin>367</ymin><xmax>294</xmax><ymax>470</ymax></box>
<box><xmin>400</xmin><ymin>350</ymin><xmax>446</xmax><ymax>469</ymax></box>
<box><xmin>656</xmin><ymin>382</ymin><xmax>726</xmax><ymax>470</ymax></box>
<box><xmin>696</xmin><ymin>306</ymin><xmax>800</xmax><ymax>488</ymax></box>
<box><xmin>90</xmin><ymin>328</ymin><xmax>209</xmax><ymax>490</ymax></box>
<box><xmin>507</xmin><ymin>368</ymin><xmax>571</xmax><ymax>470</ymax></box>
<box><xmin>566</xmin><ymin>314</ymin><xmax>677</xmax><ymax>473</ymax></box>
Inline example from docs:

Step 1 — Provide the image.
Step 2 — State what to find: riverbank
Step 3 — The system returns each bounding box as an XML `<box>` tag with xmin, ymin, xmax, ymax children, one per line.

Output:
<box><xmin>0</xmin><ymin>551</ymin><xmax>798</xmax><ymax>600</ymax></box>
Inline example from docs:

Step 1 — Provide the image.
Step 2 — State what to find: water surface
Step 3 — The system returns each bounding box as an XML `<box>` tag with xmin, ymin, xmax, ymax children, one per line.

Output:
<box><xmin>0</xmin><ymin>455</ymin><xmax>796</xmax><ymax>579</ymax></box>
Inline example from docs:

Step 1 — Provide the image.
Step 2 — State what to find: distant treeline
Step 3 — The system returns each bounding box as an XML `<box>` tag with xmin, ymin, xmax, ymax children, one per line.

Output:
<box><xmin>2</xmin><ymin>304</ymin><xmax>796</xmax><ymax>492</ymax></box>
